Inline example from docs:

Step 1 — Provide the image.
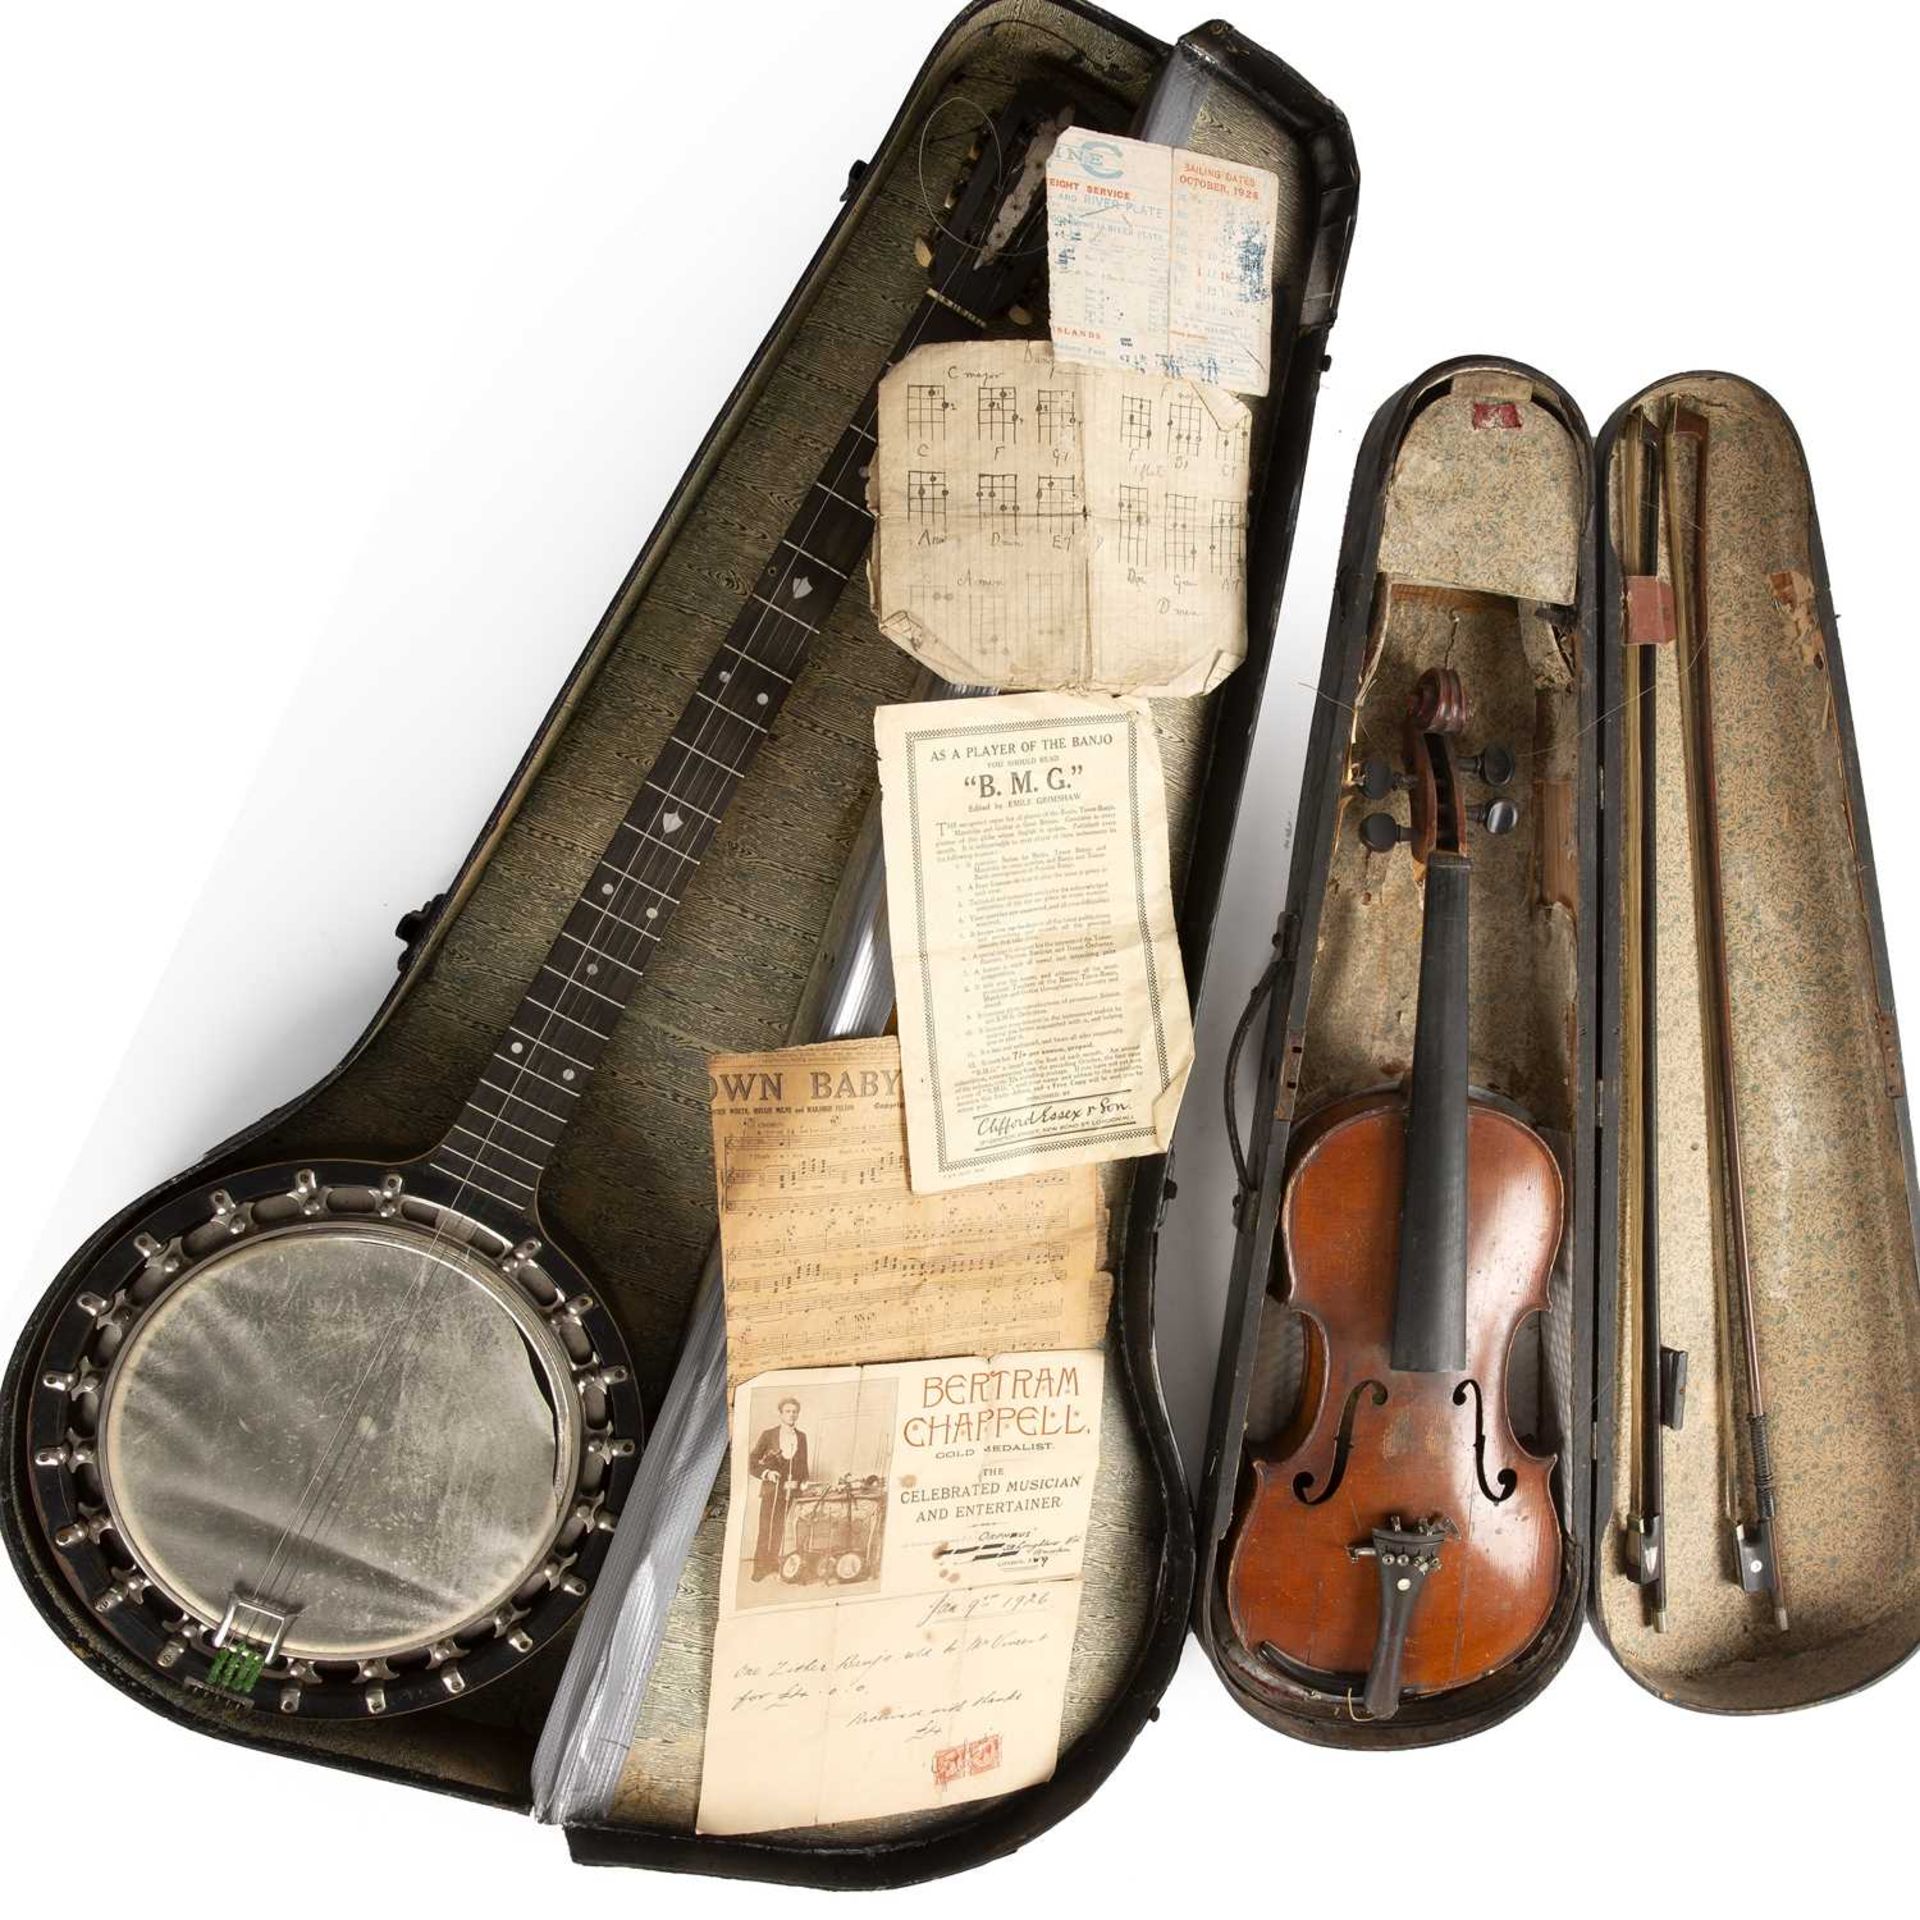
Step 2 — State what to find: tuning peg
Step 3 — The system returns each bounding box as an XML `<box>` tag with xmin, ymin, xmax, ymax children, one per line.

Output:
<box><xmin>1468</xmin><ymin>798</ymin><xmax>1520</xmax><ymax>836</ymax></box>
<box><xmin>1353</xmin><ymin>755</ymin><xmax>1412</xmax><ymax>802</ymax></box>
<box><xmin>913</xmin><ymin>235</ymin><xmax>934</xmax><ymax>269</ymax></box>
<box><xmin>1461</xmin><ymin>743</ymin><xmax>1517</xmax><ymax>789</ymax></box>
<box><xmin>1359</xmin><ymin>813</ymin><xmax>1408</xmax><ymax>853</ymax></box>
<box><xmin>1007</xmin><ymin>303</ymin><xmax>1034</xmax><ymax>328</ymax></box>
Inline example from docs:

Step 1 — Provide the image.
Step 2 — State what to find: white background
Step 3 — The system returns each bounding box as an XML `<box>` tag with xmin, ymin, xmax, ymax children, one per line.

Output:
<box><xmin>1</xmin><ymin>0</ymin><xmax>1908</xmax><ymax>1909</ymax></box>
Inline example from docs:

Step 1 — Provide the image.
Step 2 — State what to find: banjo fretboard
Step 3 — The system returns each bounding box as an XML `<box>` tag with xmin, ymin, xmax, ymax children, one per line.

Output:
<box><xmin>429</xmin><ymin>317</ymin><xmax>970</xmax><ymax>1211</ymax></box>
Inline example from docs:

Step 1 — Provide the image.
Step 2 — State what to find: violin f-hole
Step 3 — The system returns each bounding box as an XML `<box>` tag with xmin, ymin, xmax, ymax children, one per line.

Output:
<box><xmin>1452</xmin><ymin>1377</ymin><xmax>1518</xmax><ymax>1506</ymax></box>
<box><xmin>1293</xmin><ymin>1379</ymin><xmax>1389</xmax><ymax>1506</ymax></box>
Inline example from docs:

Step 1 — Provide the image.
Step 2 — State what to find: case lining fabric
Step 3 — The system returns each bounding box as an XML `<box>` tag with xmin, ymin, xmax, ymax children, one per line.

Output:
<box><xmin>1597</xmin><ymin>376</ymin><xmax>1920</xmax><ymax>1708</ymax></box>
<box><xmin>61</xmin><ymin>2</ymin><xmax>1323</xmax><ymax>1839</ymax></box>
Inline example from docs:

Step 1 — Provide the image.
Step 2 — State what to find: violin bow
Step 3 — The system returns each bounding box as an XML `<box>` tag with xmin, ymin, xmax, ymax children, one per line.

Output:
<box><xmin>1663</xmin><ymin>399</ymin><xmax>1789</xmax><ymax>1631</ymax></box>
<box><xmin>1622</xmin><ymin>411</ymin><xmax>1686</xmax><ymax>1629</ymax></box>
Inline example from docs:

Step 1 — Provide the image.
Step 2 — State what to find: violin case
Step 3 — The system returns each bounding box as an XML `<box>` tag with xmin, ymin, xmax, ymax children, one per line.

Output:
<box><xmin>0</xmin><ymin>1</ymin><xmax>1357</xmax><ymax>1888</ymax></box>
<box><xmin>1198</xmin><ymin>356</ymin><xmax>1920</xmax><ymax>1744</ymax></box>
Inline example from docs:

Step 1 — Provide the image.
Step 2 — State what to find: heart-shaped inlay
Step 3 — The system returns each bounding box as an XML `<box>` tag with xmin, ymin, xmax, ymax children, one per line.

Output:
<box><xmin>791</xmin><ymin>576</ymin><xmax>813</xmax><ymax>600</ymax></box>
<box><xmin>663</xmin><ymin>811</ymin><xmax>683</xmax><ymax>834</ymax></box>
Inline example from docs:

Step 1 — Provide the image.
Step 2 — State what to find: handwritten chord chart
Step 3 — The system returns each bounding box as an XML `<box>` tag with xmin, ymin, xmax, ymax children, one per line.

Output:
<box><xmin>977</xmin><ymin>385</ymin><xmax>1019</xmax><ymax>443</ymax></box>
<box><xmin>1119</xmin><ymin>485</ymin><xmax>1150</xmax><ymax>569</ymax></box>
<box><xmin>976</xmin><ymin>472</ymin><xmax>1020</xmax><ymax>522</ymax></box>
<box><xmin>907</xmin><ymin>470</ymin><xmax>948</xmax><ymax>529</ymax></box>
<box><xmin>874</xmin><ymin>339</ymin><xmax>1256</xmax><ymax>691</ymax></box>
<box><xmin>1033</xmin><ymin>474</ymin><xmax>1081</xmax><ymax>518</ymax></box>
<box><xmin>1164</xmin><ymin>493</ymin><xmax>1198</xmax><ymax>572</ymax></box>
<box><xmin>1208</xmin><ymin>500</ymin><xmax>1246</xmax><ymax>582</ymax></box>
<box><xmin>1167</xmin><ymin>394</ymin><xmax>1204</xmax><ymax>459</ymax></box>
<box><xmin>1036</xmin><ymin>388</ymin><xmax>1078</xmax><ymax>444</ymax></box>
<box><xmin>906</xmin><ymin>383</ymin><xmax>947</xmax><ymax>441</ymax></box>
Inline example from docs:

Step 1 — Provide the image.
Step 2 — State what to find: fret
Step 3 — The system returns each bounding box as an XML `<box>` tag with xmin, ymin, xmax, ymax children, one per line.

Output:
<box><xmin>693</xmin><ymin>689</ymin><xmax>767</xmax><ymax>734</ymax></box>
<box><xmin>461</xmin><ymin>1093</ymin><xmax>562</xmax><ymax>1150</ymax></box>
<box><xmin>572</xmin><ymin>896</ymin><xmax>663</xmax><ymax>943</ymax></box>
<box><xmin>538</xmin><ymin>962</ymin><xmax>622</xmax><ymax>1009</ymax></box>
<box><xmin>748</xmin><ymin>591</ymin><xmax>816</xmax><ymax>633</ymax></box>
<box><xmin>480</xmin><ymin>1076</ymin><xmax>564</xmax><ymax>1124</ymax></box>
<box><xmin>552</xmin><ymin>926</ymin><xmax>648</xmax><ymax>979</ymax></box>
<box><xmin>523</xmin><ymin>996</ymin><xmax>616</xmax><ymax>1043</ymax></box>
<box><xmin>642</xmin><ymin>779</ymin><xmax>720</xmax><ymax>824</ymax></box>
<box><xmin>780</xmin><ymin>539</ymin><xmax>846</xmax><ymax>578</ymax></box>
<box><xmin>506</xmin><ymin>1026</ymin><xmax>594</xmax><ymax>1073</ymax></box>
<box><xmin>428</xmin><ymin>1162</ymin><xmax>527</xmax><ymax>1211</ymax></box>
<box><xmin>811</xmin><ymin>477</ymin><xmax>871</xmax><ymax>515</ymax></box>
<box><xmin>432</xmin><ymin>1144</ymin><xmax>534</xmax><ymax>1200</ymax></box>
<box><xmin>449</xmin><ymin>1123</ymin><xmax>547</xmax><ymax>1174</ymax></box>
<box><xmin>491</xmin><ymin>1052</ymin><xmax>579</xmax><ymax>1098</ymax></box>
<box><xmin>724</xmin><ymin>642</ymin><xmax>793</xmax><ymax>683</ymax></box>
<box><xmin>669</xmin><ymin>735</ymin><xmax>745</xmax><ymax>779</ymax></box>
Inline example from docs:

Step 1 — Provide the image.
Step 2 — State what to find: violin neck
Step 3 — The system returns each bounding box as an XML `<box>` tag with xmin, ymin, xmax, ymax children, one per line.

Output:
<box><xmin>1392</xmin><ymin>848</ymin><xmax>1471</xmax><ymax>1372</ymax></box>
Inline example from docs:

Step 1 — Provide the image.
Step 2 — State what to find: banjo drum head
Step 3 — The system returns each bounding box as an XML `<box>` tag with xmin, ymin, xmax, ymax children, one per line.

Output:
<box><xmin>97</xmin><ymin>1219</ymin><xmax>578</xmax><ymax>1665</ymax></box>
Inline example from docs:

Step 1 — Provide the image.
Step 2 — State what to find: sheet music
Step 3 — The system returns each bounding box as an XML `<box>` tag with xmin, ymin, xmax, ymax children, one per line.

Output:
<box><xmin>707</xmin><ymin>1036</ymin><xmax>1107</xmax><ymax>1386</ymax></box>
<box><xmin>1044</xmin><ymin>129</ymin><xmax>1280</xmax><ymax>396</ymax></box>
<box><xmin>869</xmin><ymin>340</ymin><xmax>1251</xmax><ymax>697</ymax></box>
<box><xmin>694</xmin><ymin>1352</ymin><xmax>1100</xmax><ymax>1836</ymax></box>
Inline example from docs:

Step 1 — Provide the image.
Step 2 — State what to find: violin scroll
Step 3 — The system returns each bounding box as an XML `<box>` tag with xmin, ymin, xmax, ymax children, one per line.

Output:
<box><xmin>1353</xmin><ymin>665</ymin><xmax>1519</xmax><ymax>863</ymax></box>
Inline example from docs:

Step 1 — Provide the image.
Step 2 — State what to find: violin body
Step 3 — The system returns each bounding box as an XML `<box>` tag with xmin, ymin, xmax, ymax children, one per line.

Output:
<box><xmin>1225</xmin><ymin>1089</ymin><xmax>1562</xmax><ymax>1699</ymax></box>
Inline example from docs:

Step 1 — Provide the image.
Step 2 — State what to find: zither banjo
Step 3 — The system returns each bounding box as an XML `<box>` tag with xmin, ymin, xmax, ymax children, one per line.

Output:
<box><xmin>18</xmin><ymin>89</ymin><xmax>1075</xmax><ymax>1720</ymax></box>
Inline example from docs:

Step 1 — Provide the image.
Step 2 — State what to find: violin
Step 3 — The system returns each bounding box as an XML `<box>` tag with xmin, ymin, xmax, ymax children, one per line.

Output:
<box><xmin>1224</xmin><ymin>666</ymin><xmax>1562</xmax><ymax>1719</ymax></box>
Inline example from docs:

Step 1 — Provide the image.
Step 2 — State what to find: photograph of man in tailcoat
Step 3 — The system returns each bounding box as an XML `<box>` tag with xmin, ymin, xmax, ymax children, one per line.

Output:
<box><xmin>749</xmin><ymin>1393</ymin><xmax>809</xmax><ymax>1580</ymax></box>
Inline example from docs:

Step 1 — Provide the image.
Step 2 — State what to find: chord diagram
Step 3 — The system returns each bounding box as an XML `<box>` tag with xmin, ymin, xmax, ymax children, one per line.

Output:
<box><xmin>977</xmin><ymin>472</ymin><xmax>1020</xmax><ymax>524</ymax></box>
<box><xmin>1121</xmin><ymin>396</ymin><xmax>1153</xmax><ymax>452</ymax></box>
<box><xmin>1164</xmin><ymin>493</ymin><xmax>1198</xmax><ymax>572</ymax></box>
<box><xmin>1119</xmin><ymin>485</ymin><xmax>1150</xmax><ymax>570</ymax></box>
<box><xmin>1025</xmin><ymin>571</ymin><xmax>1070</xmax><ymax>645</ymax></box>
<box><xmin>1033</xmin><ymin>474</ymin><xmax>1081</xmax><ymax>518</ymax></box>
<box><xmin>1208</xmin><ymin>499</ymin><xmax>1247</xmax><ymax>581</ymax></box>
<box><xmin>1036</xmin><ymin>388</ymin><xmax>1078</xmax><ymax>444</ymax></box>
<box><xmin>1220</xmin><ymin>416</ymin><xmax>1250</xmax><ymax>471</ymax></box>
<box><xmin>977</xmin><ymin>384</ymin><xmax>1019</xmax><ymax>443</ymax></box>
<box><xmin>967</xmin><ymin>587</ymin><xmax>1010</xmax><ymax>663</ymax></box>
<box><xmin>1168</xmin><ymin>394</ymin><xmax>1204</xmax><ymax>459</ymax></box>
<box><xmin>906</xmin><ymin>383</ymin><xmax>947</xmax><ymax>441</ymax></box>
<box><xmin>906</xmin><ymin>470</ymin><xmax>949</xmax><ymax>529</ymax></box>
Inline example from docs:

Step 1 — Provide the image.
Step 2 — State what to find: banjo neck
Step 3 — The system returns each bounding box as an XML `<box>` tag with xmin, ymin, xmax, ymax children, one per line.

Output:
<box><xmin>426</xmin><ymin>312</ymin><xmax>979</xmax><ymax>1214</ymax></box>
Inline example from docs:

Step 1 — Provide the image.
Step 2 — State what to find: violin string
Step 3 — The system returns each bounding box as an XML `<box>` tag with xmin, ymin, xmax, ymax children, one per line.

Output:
<box><xmin>236</xmin><ymin>109</ymin><xmax>1021</xmax><ymax>1652</ymax></box>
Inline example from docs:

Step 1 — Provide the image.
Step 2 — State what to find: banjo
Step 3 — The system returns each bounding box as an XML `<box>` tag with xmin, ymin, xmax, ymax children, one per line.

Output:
<box><xmin>21</xmin><ymin>87</ymin><xmax>1084</xmax><ymax>1721</ymax></box>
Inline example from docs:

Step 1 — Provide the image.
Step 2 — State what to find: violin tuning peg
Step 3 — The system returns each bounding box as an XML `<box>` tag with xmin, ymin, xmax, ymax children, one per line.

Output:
<box><xmin>1469</xmin><ymin>797</ymin><xmax>1520</xmax><ymax>837</ymax></box>
<box><xmin>1462</xmin><ymin>743</ymin><xmax>1516</xmax><ymax>789</ymax></box>
<box><xmin>1352</xmin><ymin>755</ymin><xmax>1406</xmax><ymax>802</ymax></box>
<box><xmin>1359</xmin><ymin>813</ymin><xmax>1408</xmax><ymax>854</ymax></box>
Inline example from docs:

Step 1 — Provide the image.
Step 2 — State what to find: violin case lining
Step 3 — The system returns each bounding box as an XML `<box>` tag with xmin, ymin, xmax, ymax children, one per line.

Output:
<box><xmin>1197</xmin><ymin>357</ymin><xmax>1920</xmax><ymax>1746</ymax></box>
<box><xmin>1591</xmin><ymin>377</ymin><xmax>1920</xmax><ymax>1709</ymax></box>
<box><xmin>0</xmin><ymin>0</ymin><xmax>1358</xmax><ymax>1888</ymax></box>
